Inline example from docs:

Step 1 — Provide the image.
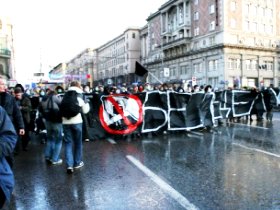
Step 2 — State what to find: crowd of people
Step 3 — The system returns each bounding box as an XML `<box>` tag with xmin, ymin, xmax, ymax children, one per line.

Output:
<box><xmin>0</xmin><ymin>77</ymin><xmax>278</xmax><ymax>209</ymax></box>
<box><xmin>0</xmin><ymin>78</ymin><xmax>91</xmax><ymax>208</ymax></box>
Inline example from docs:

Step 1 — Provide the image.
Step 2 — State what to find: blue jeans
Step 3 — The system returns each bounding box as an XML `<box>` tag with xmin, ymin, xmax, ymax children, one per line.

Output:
<box><xmin>63</xmin><ymin>123</ymin><xmax>83</xmax><ymax>168</ymax></box>
<box><xmin>44</xmin><ymin>121</ymin><xmax>63</xmax><ymax>162</ymax></box>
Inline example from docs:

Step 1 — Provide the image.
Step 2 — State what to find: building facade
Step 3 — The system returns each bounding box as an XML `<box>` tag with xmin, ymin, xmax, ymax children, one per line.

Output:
<box><xmin>64</xmin><ymin>48</ymin><xmax>95</xmax><ymax>87</ymax></box>
<box><xmin>62</xmin><ymin>28</ymin><xmax>141</xmax><ymax>87</ymax></box>
<box><xmin>141</xmin><ymin>0</ymin><xmax>280</xmax><ymax>88</ymax></box>
<box><xmin>0</xmin><ymin>17</ymin><xmax>14</xmax><ymax>80</ymax></box>
<box><xmin>95</xmin><ymin>28</ymin><xmax>141</xmax><ymax>86</ymax></box>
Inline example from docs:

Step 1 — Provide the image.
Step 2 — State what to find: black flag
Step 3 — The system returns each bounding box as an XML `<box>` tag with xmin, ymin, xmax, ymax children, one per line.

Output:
<box><xmin>135</xmin><ymin>61</ymin><xmax>148</xmax><ymax>76</ymax></box>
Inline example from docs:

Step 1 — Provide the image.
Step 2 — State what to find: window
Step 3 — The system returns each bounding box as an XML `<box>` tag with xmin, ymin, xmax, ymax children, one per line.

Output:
<box><xmin>228</xmin><ymin>59</ymin><xmax>234</xmax><ymax>69</ymax></box>
<box><xmin>265</xmin><ymin>25</ymin><xmax>273</xmax><ymax>34</ymax></box>
<box><xmin>230</xmin><ymin>19</ymin><xmax>236</xmax><ymax>28</ymax></box>
<box><xmin>230</xmin><ymin>1</ymin><xmax>236</xmax><ymax>11</ymax></box>
<box><xmin>252</xmin><ymin>5</ymin><xmax>257</xmax><ymax>16</ymax></box>
<box><xmin>132</xmin><ymin>33</ymin><xmax>136</xmax><ymax>38</ymax></box>
<box><xmin>245</xmin><ymin>21</ymin><xmax>250</xmax><ymax>31</ymax></box>
<box><xmin>179</xmin><ymin>6</ymin><xmax>184</xmax><ymax>24</ymax></box>
<box><xmin>194</xmin><ymin>0</ymin><xmax>198</xmax><ymax>5</ymax></box>
<box><xmin>245</xmin><ymin>60</ymin><xmax>251</xmax><ymax>70</ymax></box>
<box><xmin>260</xmin><ymin>7</ymin><xmax>265</xmax><ymax>16</ymax></box>
<box><xmin>194</xmin><ymin>27</ymin><xmax>199</xmax><ymax>36</ymax></box>
<box><xmin>259</xmin><ymin>24</ymin><xmax>265</xmax><ymax>34</ymax></box>
<box><xmin>251</xmin><ymin>60</ymin><xmax>257</xmax><ymax>70</ymax></box>
<box><xmin>193</xmin><ymin>41</ymin><xmax>199</xmax><ymax>49</ymax></box>
<box><xmin>194</xmin><ymin>63</ymin><xmax>199</xmax><ymax>73</ymax></box>
<box><xmin>209</xmin><ymin>36</ymin><xmax>215</xmax><ymax>45</ymax></box>
<box><xmin>208</xmin><ymin>60</ymin><xmax>218</xmax><ymax>71</ymax></box>
<box><xmin>209</xmin><ymin>21</ymin><xmax>215</xmax><ymax>31</ymax></box>
<box><xmin>266</xmin><ymin>8</ymin><xmax>273</xmax><ymax>18</ymax></box>
<box><xmin>209</xmin><ymin>60</ymin><xmax>214</xmax><ymax>71</ymax></box>
<box><xmin>194</xmin><ymin>12</ymin><xmax>199</xmax><ymax>20</ymax></box>
<box><xmin>265</xmin><ymin>61</ymin><xmax>273</xmax><ymax>71</ymax></box>
<box><xmin>245</xmin><ymin>4</ymin><xmax>249</xmax><ymax>14</ymax></box>
<box><xmin>251</xmin><ymin>22</ymin><xmax>257</xmax><ymax>32</ymax></box>
<box><xmin>269</xmin><ymin>25</ymin><xmax>273</xmax><ymax>34</ymax></box>
<box><xmin>180</xmin><ymin>66</ymin><xmax>188</xmax><ymax>75</ymax></box>
<box><xmin>209</xmin><ymin>4</ymin><xmax>215</xmax><ymax>14</ymax></box>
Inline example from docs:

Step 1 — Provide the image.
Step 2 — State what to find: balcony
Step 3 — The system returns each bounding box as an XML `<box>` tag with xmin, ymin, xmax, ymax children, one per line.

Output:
<box><xmin>161</xmin><ymin>37</ymin><xmax>191</xmax><ymax>50</ymax></box>
<box><xmin>0</xmin><ymin>48</ymin><xmax>11</xmax><ymax>58</ymax></box>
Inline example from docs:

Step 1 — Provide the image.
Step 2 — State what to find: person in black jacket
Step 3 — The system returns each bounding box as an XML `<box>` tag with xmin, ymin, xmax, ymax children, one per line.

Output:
<box><xmin>14</xmin><ymin>87</ymin><xmax>32</xmax><ymax>151</ymax></box>
<box><xmin>0</xmin><ymin>77</ymin><xmax>24</xmax><ymax>167</ymax></box>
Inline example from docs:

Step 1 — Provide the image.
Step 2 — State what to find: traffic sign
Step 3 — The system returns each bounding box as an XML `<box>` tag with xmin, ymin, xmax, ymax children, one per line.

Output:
<box><xmin>192</xmin><ymin>76</ymin><xmax>196</xmax><ymax>86</ymax></box>
<box><xmin>163</xmin><ymin>68</ymin><xmax>170</xmax><ymax>77</ymax></box>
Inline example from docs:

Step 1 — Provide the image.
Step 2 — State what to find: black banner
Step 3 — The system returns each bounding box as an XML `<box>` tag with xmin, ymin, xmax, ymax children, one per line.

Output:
<box><xmin>31</xmin><ymin>88</ymin><xmax>279</xmax><ymax>138</ymax></box>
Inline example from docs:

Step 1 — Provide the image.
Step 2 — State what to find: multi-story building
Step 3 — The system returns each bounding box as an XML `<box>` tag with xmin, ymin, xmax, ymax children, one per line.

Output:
<box><xmin>141</xmin><ymin>0</ymin><xmax>280</xmax><ymax>88</ymax></box>
<box><xmin>64</xmin><ymin>48</ymin><xmax>96</xmax><ymax>87</ymax></box>
<box><xmin>95</xmin><ymin>27</ymin><xmax>141</xmax><ymax>86</ymax></box>
<box><xmin>63</xmin><ymin>28</ymin><xmax>141</xmax><ymax>87</ymax></box>
<box><xmin>48</xmin><ymin>62</ymin><xmax>67</xmax><ymax>87</ymax></box>
<box><xmin>0</xmin><ymin>17</ymin><xmax>14</xmax><ymax>80</ymax></box>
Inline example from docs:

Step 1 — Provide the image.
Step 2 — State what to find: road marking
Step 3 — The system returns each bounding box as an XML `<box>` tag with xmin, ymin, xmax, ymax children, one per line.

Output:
<box><xmin>233</xmin><ymin>143</ymin><xmax>280</xmax><ymax>158</ymax></box>
<box><xmin>126</xmin><ymin>155</ymin><xmax>199</xmax><ymax>210</ymax></box>
<box><xmin>229</xmin><ymin>122</ymin><xmax>269</xmax><ymax>130</ymax></box>
<box><xmin>107</xmin><ymin>138</ymin><xmax>117</xmax><ymax>144</ymax></box>
<box><xmin>189</xmin><ymin>131</ymin><xmax>204</xmax><ymax>136</ymax></box>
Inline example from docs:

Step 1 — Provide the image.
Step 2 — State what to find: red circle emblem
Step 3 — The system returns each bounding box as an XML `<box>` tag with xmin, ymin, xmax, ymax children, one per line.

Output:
<box><xmin>99</xmin><ymin>94</ymin><xmax>143</xmax><ymax>135</ymax></box>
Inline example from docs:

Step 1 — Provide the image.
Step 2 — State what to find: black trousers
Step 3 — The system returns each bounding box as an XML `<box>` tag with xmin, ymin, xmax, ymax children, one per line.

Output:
<box><xmin>0</xmin><ymin>187</ymin><xmax>6</xmax><ymax>209</ymax></box>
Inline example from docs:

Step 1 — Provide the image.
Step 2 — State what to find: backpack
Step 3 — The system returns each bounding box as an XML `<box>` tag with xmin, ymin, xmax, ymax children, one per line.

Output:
<box><xmin>60</xmin><ymin>91</ymin><xmax>82</xmax><ymax>119</ymax></box>
<box><xmin>42</xmin><ymin>95</ymin><xmax>62</xmax><ymax>123</ymax></box>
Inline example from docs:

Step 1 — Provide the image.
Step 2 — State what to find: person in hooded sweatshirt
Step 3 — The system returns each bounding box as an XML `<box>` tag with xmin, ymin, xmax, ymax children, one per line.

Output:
<box><xmin>61</xmin><ymin>81</ymin><xmax>90</xmax><ymax>174</ymax></box>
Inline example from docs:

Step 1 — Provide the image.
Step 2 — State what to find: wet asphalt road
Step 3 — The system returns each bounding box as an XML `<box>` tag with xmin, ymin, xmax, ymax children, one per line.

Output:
<box><xmin>3</xmin><ymin>113</ymin><xmax>280</xmax><ymax>210</ymax></box>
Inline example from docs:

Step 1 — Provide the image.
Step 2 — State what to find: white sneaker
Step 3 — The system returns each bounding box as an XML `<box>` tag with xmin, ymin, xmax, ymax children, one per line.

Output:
<box><xmin>74</xmin><ymin>161</ymin><xmax>84</xmax><ymax>169</ymax></box>
<box><xmin>52</xmin><ymin>159</ymin><xmax>63</xmax><ymax>165</ymax></box>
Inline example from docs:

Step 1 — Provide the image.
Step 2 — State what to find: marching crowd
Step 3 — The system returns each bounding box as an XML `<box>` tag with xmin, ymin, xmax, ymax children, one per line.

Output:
<box><xmin>0</xmin><ymin>78</ymin><xmax>90</xmax><ymax>209</ymax></box>
<box><xmin>0</xmin><ymin>78</ymin><xmax>278</xmax><ymax>209</ymax></box>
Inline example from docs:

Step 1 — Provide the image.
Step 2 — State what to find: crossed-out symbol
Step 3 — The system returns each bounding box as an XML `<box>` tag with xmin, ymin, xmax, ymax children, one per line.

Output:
<box><xmin>99</xmin><ymin>94</ymin><xmax>143</xmax><ymax>135</ymax></box>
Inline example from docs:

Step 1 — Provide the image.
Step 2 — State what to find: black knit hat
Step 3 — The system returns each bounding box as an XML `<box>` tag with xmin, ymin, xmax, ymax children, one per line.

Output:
<box><xmin>15</xmin><ymin>84</ymin><xmax>25</xmax><ymax>93</ymax></box>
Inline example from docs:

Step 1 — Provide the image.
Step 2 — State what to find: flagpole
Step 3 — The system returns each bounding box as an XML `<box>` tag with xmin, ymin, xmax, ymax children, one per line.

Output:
<box><xmin>148</xmin><ymin>72</ymin><xmax>163</xmax><ymax>84</ymax></box>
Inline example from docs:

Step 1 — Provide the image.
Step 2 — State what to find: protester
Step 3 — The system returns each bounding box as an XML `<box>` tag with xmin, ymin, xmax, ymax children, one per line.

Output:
<box><xmin>192</xmin><ymin>85</ymin><xmax>200</xmax><ymax>93</ymax></box>
<box><xmin>0</xmin><ymin>77</ymin><xmax>24</xmax><ymax>167</ymax></box>
<box><xmin>55</xmin><ymin>85</ymin><xmax>64</xmax><ymax>94</ymax></box>
<box><xmin>39</xmin><ymin>89</ymin><xmax>63</xmax><ymax>165</ymax></box>
<box><xmin>14</xmin><ymin>87</ymin><xmax>32</xmax><ymax>151</ymax></box>
<box><xmin>82</xmin><ymin>85</ymin><xmax>91</xmax><ymax>142</ymax></box>
<box><xmin>60</xmin><ymin>81</ymin><xmax>90</xmax><ymax>174</ymax></box>
<box><xmin>0</xmin><ymin>106</ymin><xmax>18</xmax><ymax>209</ymax></box>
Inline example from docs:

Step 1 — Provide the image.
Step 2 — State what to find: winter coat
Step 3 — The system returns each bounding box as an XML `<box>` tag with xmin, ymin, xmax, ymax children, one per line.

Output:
<box><xmin>62</xmin><ymin>86</ymin><xmax>90</xmax><ymax>125</ymax></box>
<box><xmin>0</xmin><ymin>106</ymin><xmax>18</xmax><ymax>204</ymax></box>
<box><xmin>17</xmin><ymin>95</ymin><xmax>32</xmax><ymax>125</ymax></box>
<box><xmin>39</xmin><ymin>93</ymin><xmax>62</xmax><ymax>123</ymax></box>
<box><xmin>0</xmin><ymin>92</ymin><xmax>24</xmax><ymax>131</ymax></box>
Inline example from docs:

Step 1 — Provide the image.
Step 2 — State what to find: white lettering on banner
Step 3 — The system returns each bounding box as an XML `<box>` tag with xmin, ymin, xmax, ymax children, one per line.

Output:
<box><xmin>141</xmin><ymin>91</ymin><xmax>168</xmax><ymax>133</ymax></box>
<box><xmin>97</xmin><ymin>90</ymin><xmax>268</xmax><ymax>134</ymax></box>
<box><xmin>228</xmin><ymin>90</ymin><xmax>259</xmax><ymax>117</ymax></box>
<box><xmin>167</xmin><ymin>92</ymin><xmax>203</xmax><ymax>130</ymax></box>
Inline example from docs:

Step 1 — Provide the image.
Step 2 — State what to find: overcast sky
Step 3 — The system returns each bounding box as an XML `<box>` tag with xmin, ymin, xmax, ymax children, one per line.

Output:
<box><xmin>0</xmin><ymin>0</ymin><xmax>167</xmax><ymax>81</ymax></box>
